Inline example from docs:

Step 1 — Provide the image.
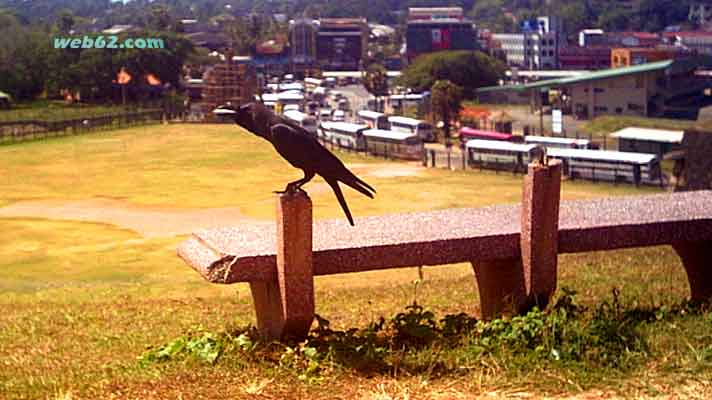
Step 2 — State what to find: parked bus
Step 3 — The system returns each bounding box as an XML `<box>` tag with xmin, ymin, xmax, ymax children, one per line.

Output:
<box><xmin>331</xmin><ymin>109</ymin><xmax>346</xmax><ymax>122</ymax></box>
<box><xmin>357</xmin><ymin>110</ymin><xmax>390</xmax><ymax>130</ymax></box>
<box><xmin>304</xmin><ymin>77</ymin><xmax>323</xmax><ymax>91</ymax></box>
<box><xmin>277</xmin><ymin>91</ymin><xmax>304</xmax><ymax>111</ymax></box>
<box><xmin>524</xmin><ymin>135</ymin><xmax>590</xmax><ymax>149</ymax></box>
<box><xmin>283</xmin><ymin>110</ymin><xmax>318</xmax><ymax>137</ymax></box>
<box><xmin>465</xmin><ymin>139</ymin><xmax>542</xmax><ymax>173</ymax></box>
<box><xmin>362</xmin><ymin>129</ymin><xmax>423</xmax><ymax>160</ymax></box>
<box><xmin>547</xmin><ymin>147</ymin><xmax>661</xmax><ymax>186</ymax></box>
<box><xmin>317</xmin><ymin>121</ymin><xmax>333</xmax><ymax>142</ymax></box>
<box><xmin>387</xmin><ymin>116</ymin><xmax>434</xmax><ymax>142</ymax></box>
<box><xmin>459</xmin><ymin>127</ymin><xmax>515</xmax><ymax>144</ymax></box>
<box><xmin>387</xmin><ymin>93</ymin><xmax>429</xmax><ymax>115</ymax></box>
<box><xmin>324</xmin><ymin>122</ymin><xmax>368</xmax><ymax>150</ymax></box>
<box><xmin>337</xmin><ymin>98</ymin><xmax>350</xmax><ymax>112</ymax></box>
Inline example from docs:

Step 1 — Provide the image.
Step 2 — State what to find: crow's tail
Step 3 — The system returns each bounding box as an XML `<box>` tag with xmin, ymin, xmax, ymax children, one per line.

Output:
<box><xmin>338</xmin><ymin>169</ymin><xmax>375</xmax><ymax>199</ymax></box>
<box><xmin>326</xmin><ymin>178</ymin><xmax>355</xmax><ymax>226</ymax></box>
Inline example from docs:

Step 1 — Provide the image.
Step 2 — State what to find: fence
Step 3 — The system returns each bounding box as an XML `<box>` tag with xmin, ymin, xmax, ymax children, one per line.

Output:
<box><xmin>0</xmin><ymin>110</ymin><xmax>164</xmax><ymax>144</ymax></box>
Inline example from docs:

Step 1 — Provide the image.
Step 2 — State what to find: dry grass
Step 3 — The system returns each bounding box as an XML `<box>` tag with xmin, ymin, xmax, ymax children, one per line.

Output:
<box><xmin>0</xmin><ymin>124</ymin><xmax>708</xmax><ymax>399</ymax></box>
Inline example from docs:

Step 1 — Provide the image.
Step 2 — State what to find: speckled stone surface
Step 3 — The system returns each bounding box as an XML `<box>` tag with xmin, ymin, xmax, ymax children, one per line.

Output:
<box><xmin>558</xmin><ymin>190</ymin><xmax>712</xmax><ymax>253</ymax></box>
<box><xmin>177</xmin><ymin>190</ymin><xmax>712</xmax><ymax>284</ymax></box>
<box><xmin>520</xmin><ymin>161</ymin><xmax>561</xmax><ymax>309</ymax></box>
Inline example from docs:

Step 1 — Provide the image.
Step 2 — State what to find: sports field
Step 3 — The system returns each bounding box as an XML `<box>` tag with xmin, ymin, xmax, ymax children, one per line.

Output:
<box><xmin>1</xmin><ymin>124</ymin><xmax>709</xmax><ymax>399</ymax></box>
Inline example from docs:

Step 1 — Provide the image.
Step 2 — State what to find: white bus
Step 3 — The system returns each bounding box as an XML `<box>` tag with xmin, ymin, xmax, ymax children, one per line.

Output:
<box><xmin>357</xmin><ymin>110</ymin><xmax>390</xmax><ymax>130</ymax></box>
<box><xmin>387</xmin><ymin>116</ymin><xmax>434</xmax><ymax>142</ymax></box>
<box><xmin>362</xmin><ymin>129</ymin><xmax>423</xmax><ymax>160</ymax></box>
<box><xmin>524</xmin><ymin>135</ymin><xmax>590</xmax><ymax>149</ymax></box>
<box><xmin>283</xmin><ymin>110</ymin><xmax>318</xmax><ymax>137</ymax></box>
<box><xmin>324</xmin><ymin>122</ymin><xmax>368</xmax><ymax>150</ymax></box>
<box><xmin>547</xmin><ymin>147</ymin><xmax>661</xmax><ymax>186</ymax></box>
<box><xmin>277</xmin><ymin>91</ymin><xmax>304</xmax><ymax>110</ymax></box>
<box><xmin>465</xmin><ymin>139</ymin><xmax>542</xmax><ymax>173</ymax></box>
<box><xmin>317</xmin><ymin>121</ymin><xmax>333</xmax><ymax>142</ymax></box>
<box><xmin>304</xmin><ymin>77</ymin><xmax>323</xmax><ymax>91</ymax></box>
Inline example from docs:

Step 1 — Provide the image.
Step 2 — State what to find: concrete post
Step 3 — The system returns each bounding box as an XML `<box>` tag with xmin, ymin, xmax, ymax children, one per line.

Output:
<box><xmin>249</xmin><ymin>191</ymin><xmax>314</xmax><ymax>340</ymax></box>
<box><xmin>520</xmin><ymin>159</ymin><xmax>562</xmax><ymax>309</ymax></box>
<box><xmin>472</xmin><ymin>159</ymin><xmax>562</xmax><ymax>320</ymax></box>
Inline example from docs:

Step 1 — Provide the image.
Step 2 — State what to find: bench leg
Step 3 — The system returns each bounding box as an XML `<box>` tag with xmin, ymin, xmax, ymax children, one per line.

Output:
<box><xmin>251</xmin><ymin>192</ymin><xmax>315</xmax><ymax>341</ymax></box>
<box><xmin>673</xmin><ymin>241</ymin><xmax>712</xmax><ymax>301</ymax></box>
<box><xmin>472</xmin><ymin>258</ymin><xmax>528</xmax><ymax>320</ymax></box>
<box><xmin>249</xmin><ymin>281</ymin><xmax>285</xmax><ymax>340</ymax></box>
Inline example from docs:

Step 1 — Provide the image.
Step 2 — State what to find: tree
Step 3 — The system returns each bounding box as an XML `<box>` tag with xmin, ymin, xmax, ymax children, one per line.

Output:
<box><xmin>147</xmin><ymin>4</ymin><xmax>173</xmax><ymax>31</ymax></box>
<box><xmin>0</xmin><ymin>20</ymin><xmax>50</xmax><ymax>100</ymax></box>
<box><xmin>431</xmin><ymin>80</ymin><xmax>463</xmax><ymax>148</ymax></box>
<box><xmin>362</xmin><ymin>63</ymin><xmax>388</xmax><ymax>112</ymax></box>
<box><xmin>398</xmin><ymin>51</ymin><xmax>505</xmax><ymax>99</ymax></box>
<box><xmin>56</xmin><ymin>9</ymin><xmax>75</xmax><ymax>33</ymax></box>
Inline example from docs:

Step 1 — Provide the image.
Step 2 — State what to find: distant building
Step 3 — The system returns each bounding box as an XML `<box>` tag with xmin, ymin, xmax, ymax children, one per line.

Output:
<box><xmin>407</xmin><ymin>7</ymin><xmax>464</xmax><ymax>21</ymax></box>
<box><xmin>492</xmin><ymin>32</ymin><xmax>559</xmax><ymax>69</ymax></box>
<box><xmin>663</xmin><ymin>31</ymin><xmax>712</xmax><ymax>55</ymax></box>
<box><xmin>289</xmin><ymin>19</ymin><xmax>319</xmax><ymax>77</ymax></box>
<box><xmin>491</xmin><ymin>15</ymin><xmax>563</xmax><ymax>70</ymax></box>
<box><xmin>605</xmin><ymin>31</ymin><xmax>661</xmax><ymax>48</ymax></box>
<box><xmin>405</xmin><ymin>8</ymin><xmax>476</xmax><ymax>63</ymax></box>
<box><xmin>316</xmin><ymin>18</ymin><xmax>368</xmax><ymax>71</ymax></box>
<box><xmin>611</xmin><ymin>47</ymin><xmax>691</xmax><ymax>68</ymax></box>
<box><xmin>559</xmin><ymin>46</ymin><xmax>612</xmax><ymax>70</ymax></box>
<box><xmin>201</xmin><ymin>54</ymin><xmax>256</xmax><ymax>115</ymax></box>
<box><xmin>369</xmin><ymin>24</ymin><xmax>396</xmax><ymax>43</ymax></box>
<box><xmin>254</xmin><ymin>36</ymin><xmax>290</xmax><ymax>77</ymax></box>
<box><xmin>579</xmin><ymin>29</ymin><xmax>605</xmax><ymax>47</ymax></box>
<box><xmin>406</xmin><ymin>19</ymin><xmax>477</xmax><ymax>62</ymax></box>
<box><xmin>477</xmin><ymin>57</ymin><xmax>712</xmax><ymax>120</ymax></box>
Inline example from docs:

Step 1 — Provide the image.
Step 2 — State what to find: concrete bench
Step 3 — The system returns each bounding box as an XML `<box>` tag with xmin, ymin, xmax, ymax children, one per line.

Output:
<box><xmin>178</xmin><ymin>161</ymin><xmax>712</xmax><ymax>340</ymax></box>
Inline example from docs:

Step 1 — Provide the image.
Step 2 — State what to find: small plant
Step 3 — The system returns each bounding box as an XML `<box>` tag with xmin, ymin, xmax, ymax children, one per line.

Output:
<box><xmin>139</xmin><ymin>326</ymin><xmax>260</xmax><ymax>366</ymax></box>
<box><xmin>139</xmin><ymin>289</ymin><xmax>711</xmax><ymax>384</ymax></box>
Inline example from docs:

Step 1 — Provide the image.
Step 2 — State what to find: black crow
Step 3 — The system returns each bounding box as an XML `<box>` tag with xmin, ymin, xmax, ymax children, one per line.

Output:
<box><xmin>214</xmin><ymin>102</ymin><xmax>375</xmax><ymax>226</ymax></box>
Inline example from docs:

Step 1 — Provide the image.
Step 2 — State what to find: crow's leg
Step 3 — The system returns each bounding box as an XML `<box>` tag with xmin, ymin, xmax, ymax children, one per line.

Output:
<box><xmin>274</xmin><ymin>171</ymin><xmax>315</xmax><ymax>194</ymax></box>
<box><xmin>292</xmin><ymin>171</ymin><xmax>315</xmax><ymax>191</ymax></box>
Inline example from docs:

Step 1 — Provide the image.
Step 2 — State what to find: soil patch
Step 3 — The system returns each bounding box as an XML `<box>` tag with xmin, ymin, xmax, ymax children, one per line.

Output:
<box><xmin>0</xmin><ymin>198</ymin><xmax>263</xmax><ymax>238</ymax></box>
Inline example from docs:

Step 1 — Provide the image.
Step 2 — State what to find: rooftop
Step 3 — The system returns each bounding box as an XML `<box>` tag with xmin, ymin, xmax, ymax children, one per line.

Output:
<box><xmin>477</xmin><ymin>60</ymin><xmax>675</xmax><ymax>93</ymax></box>
<box><xmin>610</xmin><ymin>127</ymin><xmax>685</xmax><ymax>143</ymax></box>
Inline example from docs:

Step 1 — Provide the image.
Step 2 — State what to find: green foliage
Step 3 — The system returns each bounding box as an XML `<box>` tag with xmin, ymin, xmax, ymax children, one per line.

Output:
<box><xmin>0</xmin><ymin>0</ymin><xmax>702</xmax><ymax>34</ymax></box>
<box><xmin>398</xmin><ymin>51</ymin><xmax>505</xmax><ymax>99</ymax></box>
<box><xmin>139</xmin><ymin>326</ymin><xmax>260</xmax><ymax>366</ymax></box>
<box><xmin>0</xmin><ymin>21</ymin><xmax>51</xmax><ymax>100</ymax></box>
<box><xmin>362</xmin><ymin>63</ymin><xmax>388</xmax><ymax>98</ymax></box>
<box><xmin>224</xmin><ymin>13</ymin><xmax>287</xmax><ymax>55</ymax></box>
<box><xmin>140</xmin><ymin>289</ymin><xmax>712</xmax><ymax>382</ymax></box>
<box><xmin>431</xmin><ymin>79</ymin><xmax>464</xmax><ymax>143</ymax></box>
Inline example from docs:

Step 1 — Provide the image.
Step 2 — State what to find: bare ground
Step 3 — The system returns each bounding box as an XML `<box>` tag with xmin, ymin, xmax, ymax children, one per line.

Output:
<box><xmin>0</xmin><ymin>163</ymin><xmax>425</xmax><ymax>238</ymax></box>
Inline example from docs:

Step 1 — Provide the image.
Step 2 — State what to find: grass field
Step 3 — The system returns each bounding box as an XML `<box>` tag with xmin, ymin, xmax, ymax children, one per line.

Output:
<box><xmin>1</xmin><ymin>124</ymin><xmax>710</xmax><ymax>399</ymax></box>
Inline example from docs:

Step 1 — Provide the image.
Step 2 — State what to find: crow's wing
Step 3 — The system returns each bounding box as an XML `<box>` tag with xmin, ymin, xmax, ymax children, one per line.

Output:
<box><xmin>270</xmin><ymin>124</ymin><xmax>375</xmax><ymax>197</ymax></box>
<box><xmin>270</xmin><ymin>123</ymin><xmax>322</xmax><ymax>172</ymax></box>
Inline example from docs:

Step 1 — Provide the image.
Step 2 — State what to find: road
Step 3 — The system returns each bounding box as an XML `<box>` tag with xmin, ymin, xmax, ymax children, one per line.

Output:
<box><xmin>332</xmin><ymin>84</ymin><xmax>370</xmax><ymax>120</ymax></box>
<box><xmin>326</xmin><ymin>84</ymin><xmax>587</xmax><ymax>139</ymax></box>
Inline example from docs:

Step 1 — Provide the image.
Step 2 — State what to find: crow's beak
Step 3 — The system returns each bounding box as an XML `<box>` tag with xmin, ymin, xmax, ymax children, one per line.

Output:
<box><xmin>212</xmin><ymin>108</ymin><xmax>237</xmax><ymax>115</ymax></box>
